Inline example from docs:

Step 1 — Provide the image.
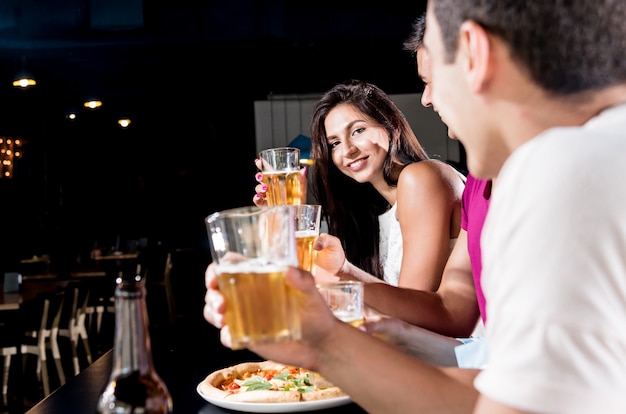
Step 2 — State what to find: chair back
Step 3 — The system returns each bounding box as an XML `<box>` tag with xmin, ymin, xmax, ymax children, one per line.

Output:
<box><xmin>21</xmin><ymin>291</ymin><xmax>64</xmax><ymax>338</ymax></box>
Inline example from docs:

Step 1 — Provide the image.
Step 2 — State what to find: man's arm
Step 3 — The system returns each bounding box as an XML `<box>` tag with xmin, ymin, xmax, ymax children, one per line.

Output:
<box><xmin>244</xmin><ymin>267</ymin><xmax>481</xmax><ymax>414</ymax></box>
<box><xmin>366</xmin><ymin>230</ymin><xmax>480</xmax><ymax>337</ymax></box>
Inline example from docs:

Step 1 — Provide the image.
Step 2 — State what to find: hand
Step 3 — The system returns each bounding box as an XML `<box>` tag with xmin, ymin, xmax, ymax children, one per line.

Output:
<box><xmin>313</xmin><ymin>233</ymin><xmax>346</xmax><ymax>277</ymax></box>
<box><xmin>203</xmin><ymin>262</ymin><xmax>232</xmax><ymax>346</ymax></box>
<box><xmin>253</xmin><ymin>157</ymin><xmax>269</xmax><ymax>207</ymax></box>
<box><xmin>203</xmin><ymin>262</ymin><xmax>339</xmax><ymax>369</ymax></box>
<box><xmin>252</xmin><ymin>158</ymin><xmax>308</xmax><ymax>206</ymax></box>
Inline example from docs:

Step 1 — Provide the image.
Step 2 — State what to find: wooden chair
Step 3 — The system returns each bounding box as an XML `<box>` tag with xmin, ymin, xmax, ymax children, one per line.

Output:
<box><xmin>1</xmin><ymin>348</ymin><xmax>15</xmax><ymax>405</ymax></box>
<box><xmin>20</xmin><ymin>291</ymin><xmax>66</xmax><ymax>396</ymax></box>
<box><xmin>0</xmin><ymin>310</ymin><xmax>20</xmax><ymax>405</ymax></box>
<box><xmin>83</xmin><ymin>277</ymin><xmax>115</xmax><ymax>336</ymax></box>
<box><xmin>57</xmin><ymin>283</ymin><xmax>93</xmax><ymax>376</ymax></box>
<box><xmin>141</xmin><ymin>248</ymin><xmax>176</xmax><ymax>324</ymax></box>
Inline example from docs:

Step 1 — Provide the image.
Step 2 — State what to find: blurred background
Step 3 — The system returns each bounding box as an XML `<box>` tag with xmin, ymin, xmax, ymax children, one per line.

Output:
<box><xmin>0</xmin><ymin>0</ymin><xmax>445</xmax><ymax>275</ymax></box>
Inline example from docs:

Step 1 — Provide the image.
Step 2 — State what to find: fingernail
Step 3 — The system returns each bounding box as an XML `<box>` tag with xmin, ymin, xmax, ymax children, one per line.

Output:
<box><xmin>262</xmin><ymin>186</ymin><xmax>268</xmax><ymax>191</ymax></box>
<box><xmin>254</xmin><ymin>158</ymin><xmax>259</xmax><ymax>163</ymax></box>
<box><xmin>254</xmin><ymin>194</ymin><xmax>261</xmax><ymax>199</ymax></box>
<box><xmin>256</xmin><ymin>173</ymin><xmax>263</xmax><ymax>181</ymax></box>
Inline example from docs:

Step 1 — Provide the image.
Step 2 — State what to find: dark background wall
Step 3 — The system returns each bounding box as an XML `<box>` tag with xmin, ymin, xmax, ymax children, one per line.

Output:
<box><xmin>0</xmin><ymin>0</ymin><xmax>430</xmax><ymax>274</ymax></box>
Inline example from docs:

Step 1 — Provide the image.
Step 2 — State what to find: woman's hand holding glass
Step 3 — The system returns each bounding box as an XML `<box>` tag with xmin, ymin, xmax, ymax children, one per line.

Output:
<box><xmin>311</xmin><ymin>233</ymin><xmax>347</xmax><ymax>279</ymax></box>
<box><xmin>253</xmin><ymin>158</ymin><xmax>307</xmax><ymax>207</ymax></box>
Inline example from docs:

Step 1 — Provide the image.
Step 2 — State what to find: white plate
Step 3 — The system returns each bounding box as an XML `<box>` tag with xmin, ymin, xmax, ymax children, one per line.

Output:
<box><xmin>196</xmin><ymin>378</ymin><xmax>352</xmax><ymax>413</ymax></box>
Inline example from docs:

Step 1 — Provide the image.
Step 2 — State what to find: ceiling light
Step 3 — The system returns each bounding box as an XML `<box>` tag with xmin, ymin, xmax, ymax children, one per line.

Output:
<box><xmin>12</xmin><ymin>76</ymin><xmax>37</xmax><ymax>88</ymax></box>
<box><xmin>12</xmin><ymin>56</ymin><xmax>36</xmax><ymax>88</ymax></box>
<box><xmin>84</xmin><ymin>100</ymin><xmax>103</xmax><ymax>109</ymax></box>
<box><xmin>117</xmin><ymin>119</ymin><xmax>131</xmax><ymax>128</ymax></box>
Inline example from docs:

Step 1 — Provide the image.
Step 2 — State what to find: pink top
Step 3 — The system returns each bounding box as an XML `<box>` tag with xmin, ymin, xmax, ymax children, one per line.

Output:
<box><xmin>461</xmin><ymin>174</ymin><xmax>492</xmax><ymax>323</ymax></box>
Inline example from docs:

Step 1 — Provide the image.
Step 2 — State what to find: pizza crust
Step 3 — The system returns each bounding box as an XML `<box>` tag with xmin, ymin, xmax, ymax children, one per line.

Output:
<box><xmin>225</xmin><ymin>389</ymin><xmax>302</xmax><ymax>403</ymax></box>
<box><xmin>202</xmin><ymin>360</ymin><xmax>346</xmax><ymax>403</ymax></box>
<box><xmin>301</xmin><ymin>386</ymin><xmax>346</xmax><ymax>401</ymax></box>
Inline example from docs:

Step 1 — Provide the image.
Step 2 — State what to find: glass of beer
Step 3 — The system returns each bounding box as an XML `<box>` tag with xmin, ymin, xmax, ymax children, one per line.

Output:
<box><xmin>259</xmin><ymin>147</ymin><xmax>306</xmax><ymax>206</ymax></box>
<box><xmin>292</xmin><ymin>204</ymin><xmax>322</xmax><ymax>273</ymax></box>
<box><xmin>316</xmin><ymin>281</ymin><xmax>364</xmax><ymax>328</ymax></box>
<box><xmin>205</xmin><ymin>205</ymin><xmax>300</xmax><ymax>350</ymax></box>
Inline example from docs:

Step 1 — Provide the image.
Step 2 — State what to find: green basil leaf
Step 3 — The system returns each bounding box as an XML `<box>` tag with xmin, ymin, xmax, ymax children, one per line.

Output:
<box><xmin>246</xmin><ymin>382</ymin><xmax>273</xmax><ymax>391</ymax></box>
<box><xmin>242</xmin><ymin>376</ymin><xmax>268</xmax><ymax>387</ymax></box>
<box><xmin>298</xmin><ymin>385</ymin><xmax>315</xmax><ymax>393</ymax></box>
<box><xmin>274</xmin><ymin>372</ymin><xmax>290</xmax><ymax>381</ymax></box>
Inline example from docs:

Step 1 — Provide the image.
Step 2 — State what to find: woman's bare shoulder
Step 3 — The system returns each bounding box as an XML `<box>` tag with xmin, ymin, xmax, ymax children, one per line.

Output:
<box><xmin>398</xmin><ymin>159</ymin><xmax>463</xmax><ymax>186</ymax></box>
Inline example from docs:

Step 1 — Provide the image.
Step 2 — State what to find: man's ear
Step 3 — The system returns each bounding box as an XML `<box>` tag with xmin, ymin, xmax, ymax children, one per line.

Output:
<box><xmin>458</xmin><ymin>21</ymin><xmax>492</xmax><ymax>93</ymax></box>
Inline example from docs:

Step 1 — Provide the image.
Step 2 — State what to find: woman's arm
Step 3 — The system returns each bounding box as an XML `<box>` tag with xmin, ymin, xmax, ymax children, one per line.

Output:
<box><xmin>396</xmin><ymin>160</ymin><xmax>464</xmax><ymax>291</ymax></box>
<box><xmin>315</xmin><ymin>225</ymin><xmax>480</xmax><ymax>337</ymax></box>
<box><xmin>365</xmin><ymin>230</ymin><xmax>481</xmax><ymax>337</ymax></box>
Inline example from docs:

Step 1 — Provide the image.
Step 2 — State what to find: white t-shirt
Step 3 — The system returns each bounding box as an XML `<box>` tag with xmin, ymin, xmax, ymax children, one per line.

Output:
<box><xmin>475</xmin><ymin>104</ymin><xmax>626</xmax><ymax>413</ymax></box>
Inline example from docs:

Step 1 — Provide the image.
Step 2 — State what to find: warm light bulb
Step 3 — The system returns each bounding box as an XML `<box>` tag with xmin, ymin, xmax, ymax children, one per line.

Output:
<box><xmin>84</xmin><ymin>100</ymin><xmax>103</xmax><ymax>109</ymax></box>
<box><xmin>117</xmin><ymin>119</ymin><xmax>131</xmax><ymax>128</ymax></box>
<box><xmin>13</xmin><ymin>78</ymin><xmax>36</xmax><ymax>88</ymax></box>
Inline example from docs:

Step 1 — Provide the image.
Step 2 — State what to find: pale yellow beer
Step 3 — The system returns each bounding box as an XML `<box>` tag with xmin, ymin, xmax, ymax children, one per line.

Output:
<box><xmin>217</xmin><ymin>262</ymin><xmax>301</xmax><ymax>350</ymax></box>
<box><xmin>296</xmin><ymin>230</ymin><xmax>318</xmax><ymax>272</ymax></box>
<box><xmin>262</xmin><ymin>170</ymin><xmax>306</xmax><ymax>206</ymax></box>
<box><xmin>206</xmin><ymin>205</ymin><xmax>300</xmax><ymax>350</ymax></box>
<box><xmin>333</xmin><ymin>311</ymin><xmax>365</xmax><ymax>328</ymax></box>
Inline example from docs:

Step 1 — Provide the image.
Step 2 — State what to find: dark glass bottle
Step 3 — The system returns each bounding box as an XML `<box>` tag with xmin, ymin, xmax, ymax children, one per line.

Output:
<box><xmin>97</xmin><ymin>274</ymin><xmax>173</xmax><ymax>413</ymax></box>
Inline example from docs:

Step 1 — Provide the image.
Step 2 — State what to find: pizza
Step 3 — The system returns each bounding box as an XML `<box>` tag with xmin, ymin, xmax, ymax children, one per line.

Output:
<box><xmin>200</xmin><ymin>360</ymin><xmax>346</xmax><ymax>403</ymax></box>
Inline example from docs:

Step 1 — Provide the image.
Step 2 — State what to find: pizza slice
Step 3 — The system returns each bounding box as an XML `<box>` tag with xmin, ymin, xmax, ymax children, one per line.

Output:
<box><xmin>201</xmin><ymin>360</ymin><xmax>346</xmax><ymax>403</ymax></box>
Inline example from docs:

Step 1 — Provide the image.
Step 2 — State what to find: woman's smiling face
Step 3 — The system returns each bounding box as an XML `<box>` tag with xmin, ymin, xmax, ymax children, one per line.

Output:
<box><xmin>324</xmin><ymin>103</ymin><xmax>389</xmax><ymax>184</ymax></box>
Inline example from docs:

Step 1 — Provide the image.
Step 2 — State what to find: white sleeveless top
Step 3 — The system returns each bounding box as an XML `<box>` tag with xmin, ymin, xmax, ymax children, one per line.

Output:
<box><xmin>379</xmin><ymin>203</ymin><xmax>457</xmax><ymax>287</ymax></box>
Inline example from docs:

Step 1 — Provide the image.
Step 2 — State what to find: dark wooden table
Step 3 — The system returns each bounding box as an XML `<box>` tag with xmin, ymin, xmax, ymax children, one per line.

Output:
<box><xmin>25</xmin><ymin>316</ymin><xmax>368</xmax><ymax>414</ymax></box>
<box><xmin>0</xmin><ymin>275</ymin><xmax>70</xmax><ymax>311</ymax></box>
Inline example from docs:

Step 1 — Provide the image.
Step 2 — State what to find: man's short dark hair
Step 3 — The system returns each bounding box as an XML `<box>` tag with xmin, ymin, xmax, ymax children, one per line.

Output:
<box><xmin>431</xmin><ymin>0</ymin><xmax>626</xmax><ymax>94</ymax></box>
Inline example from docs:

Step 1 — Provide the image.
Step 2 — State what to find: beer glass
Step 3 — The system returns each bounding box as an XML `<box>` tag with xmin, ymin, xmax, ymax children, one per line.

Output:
<box><xmin>316</xmin><ymin>281</ymin><xmax>364</xmax><ymax>328</ymax></box>
<box><xmin>292</xmin><ymin>204</ymin><xmax>322</xmax><ymax>273</ymax></box>
<box><xmin>259</xmin><ymin>147</ymin><xmax>306</xmax><ymax>206</ymax></box>
<box><xmin>206</xmin><ymin>205</ymin><xmax>300</xmax><ymax>350</ymax></box>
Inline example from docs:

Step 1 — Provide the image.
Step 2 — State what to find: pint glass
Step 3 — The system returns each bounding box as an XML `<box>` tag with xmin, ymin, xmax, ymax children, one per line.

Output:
<box><xmin>206</xmin><ymin>206</ymin><xmax>300</xmax><ymax>350</ymax></box>
<box><xmin>292</xmin><ymin>204</ymin><xmax>321</xmax><ymax>273</ymax></box>
<box><xmin>259</xmin><ymin>147</ymin><xmax>306</xmax><ymax>206</ymax></box>
<box><xmin>317</xmin><ymin>281</ymin><xmax>365</xmax><ymax>328</ymax></box>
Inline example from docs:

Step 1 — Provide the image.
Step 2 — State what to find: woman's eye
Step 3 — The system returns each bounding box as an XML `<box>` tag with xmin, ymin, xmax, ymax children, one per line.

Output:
<box><xmin>328</xmin><ymin>141</ymin><xmax>340</xmax><ymax>149</ymax></box>
<box><xmin>352</xmin><ymin>127</ymin><xmax>365</xmax><ymax>136</ymax></box>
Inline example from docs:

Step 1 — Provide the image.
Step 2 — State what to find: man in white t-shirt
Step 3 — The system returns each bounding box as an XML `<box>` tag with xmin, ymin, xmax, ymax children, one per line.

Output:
<box><xmin>204</xmin><ymin>1</ymin><xmax>626</xmax><ymax>412</ymax></box>
<box><xmin>422</xmin><ymin>1</ymin><xmax>626</xmax><ymax>412</ymax></box>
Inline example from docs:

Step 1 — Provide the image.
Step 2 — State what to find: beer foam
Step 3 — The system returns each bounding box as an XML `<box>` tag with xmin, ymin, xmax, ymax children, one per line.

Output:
<box><xmin>217</xmin><ymin>260</ymin><xmax>287</xmax><ymax>274</ymax></box>
<box><xmin>262</xmin><ymin>169</ymin><xmax>300</xmax><ymax>174</ymax></box>
<box><xmin>295</xmin><ymin>229</ymin><xmax>318</xmax><ymax>237</ymax></box>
